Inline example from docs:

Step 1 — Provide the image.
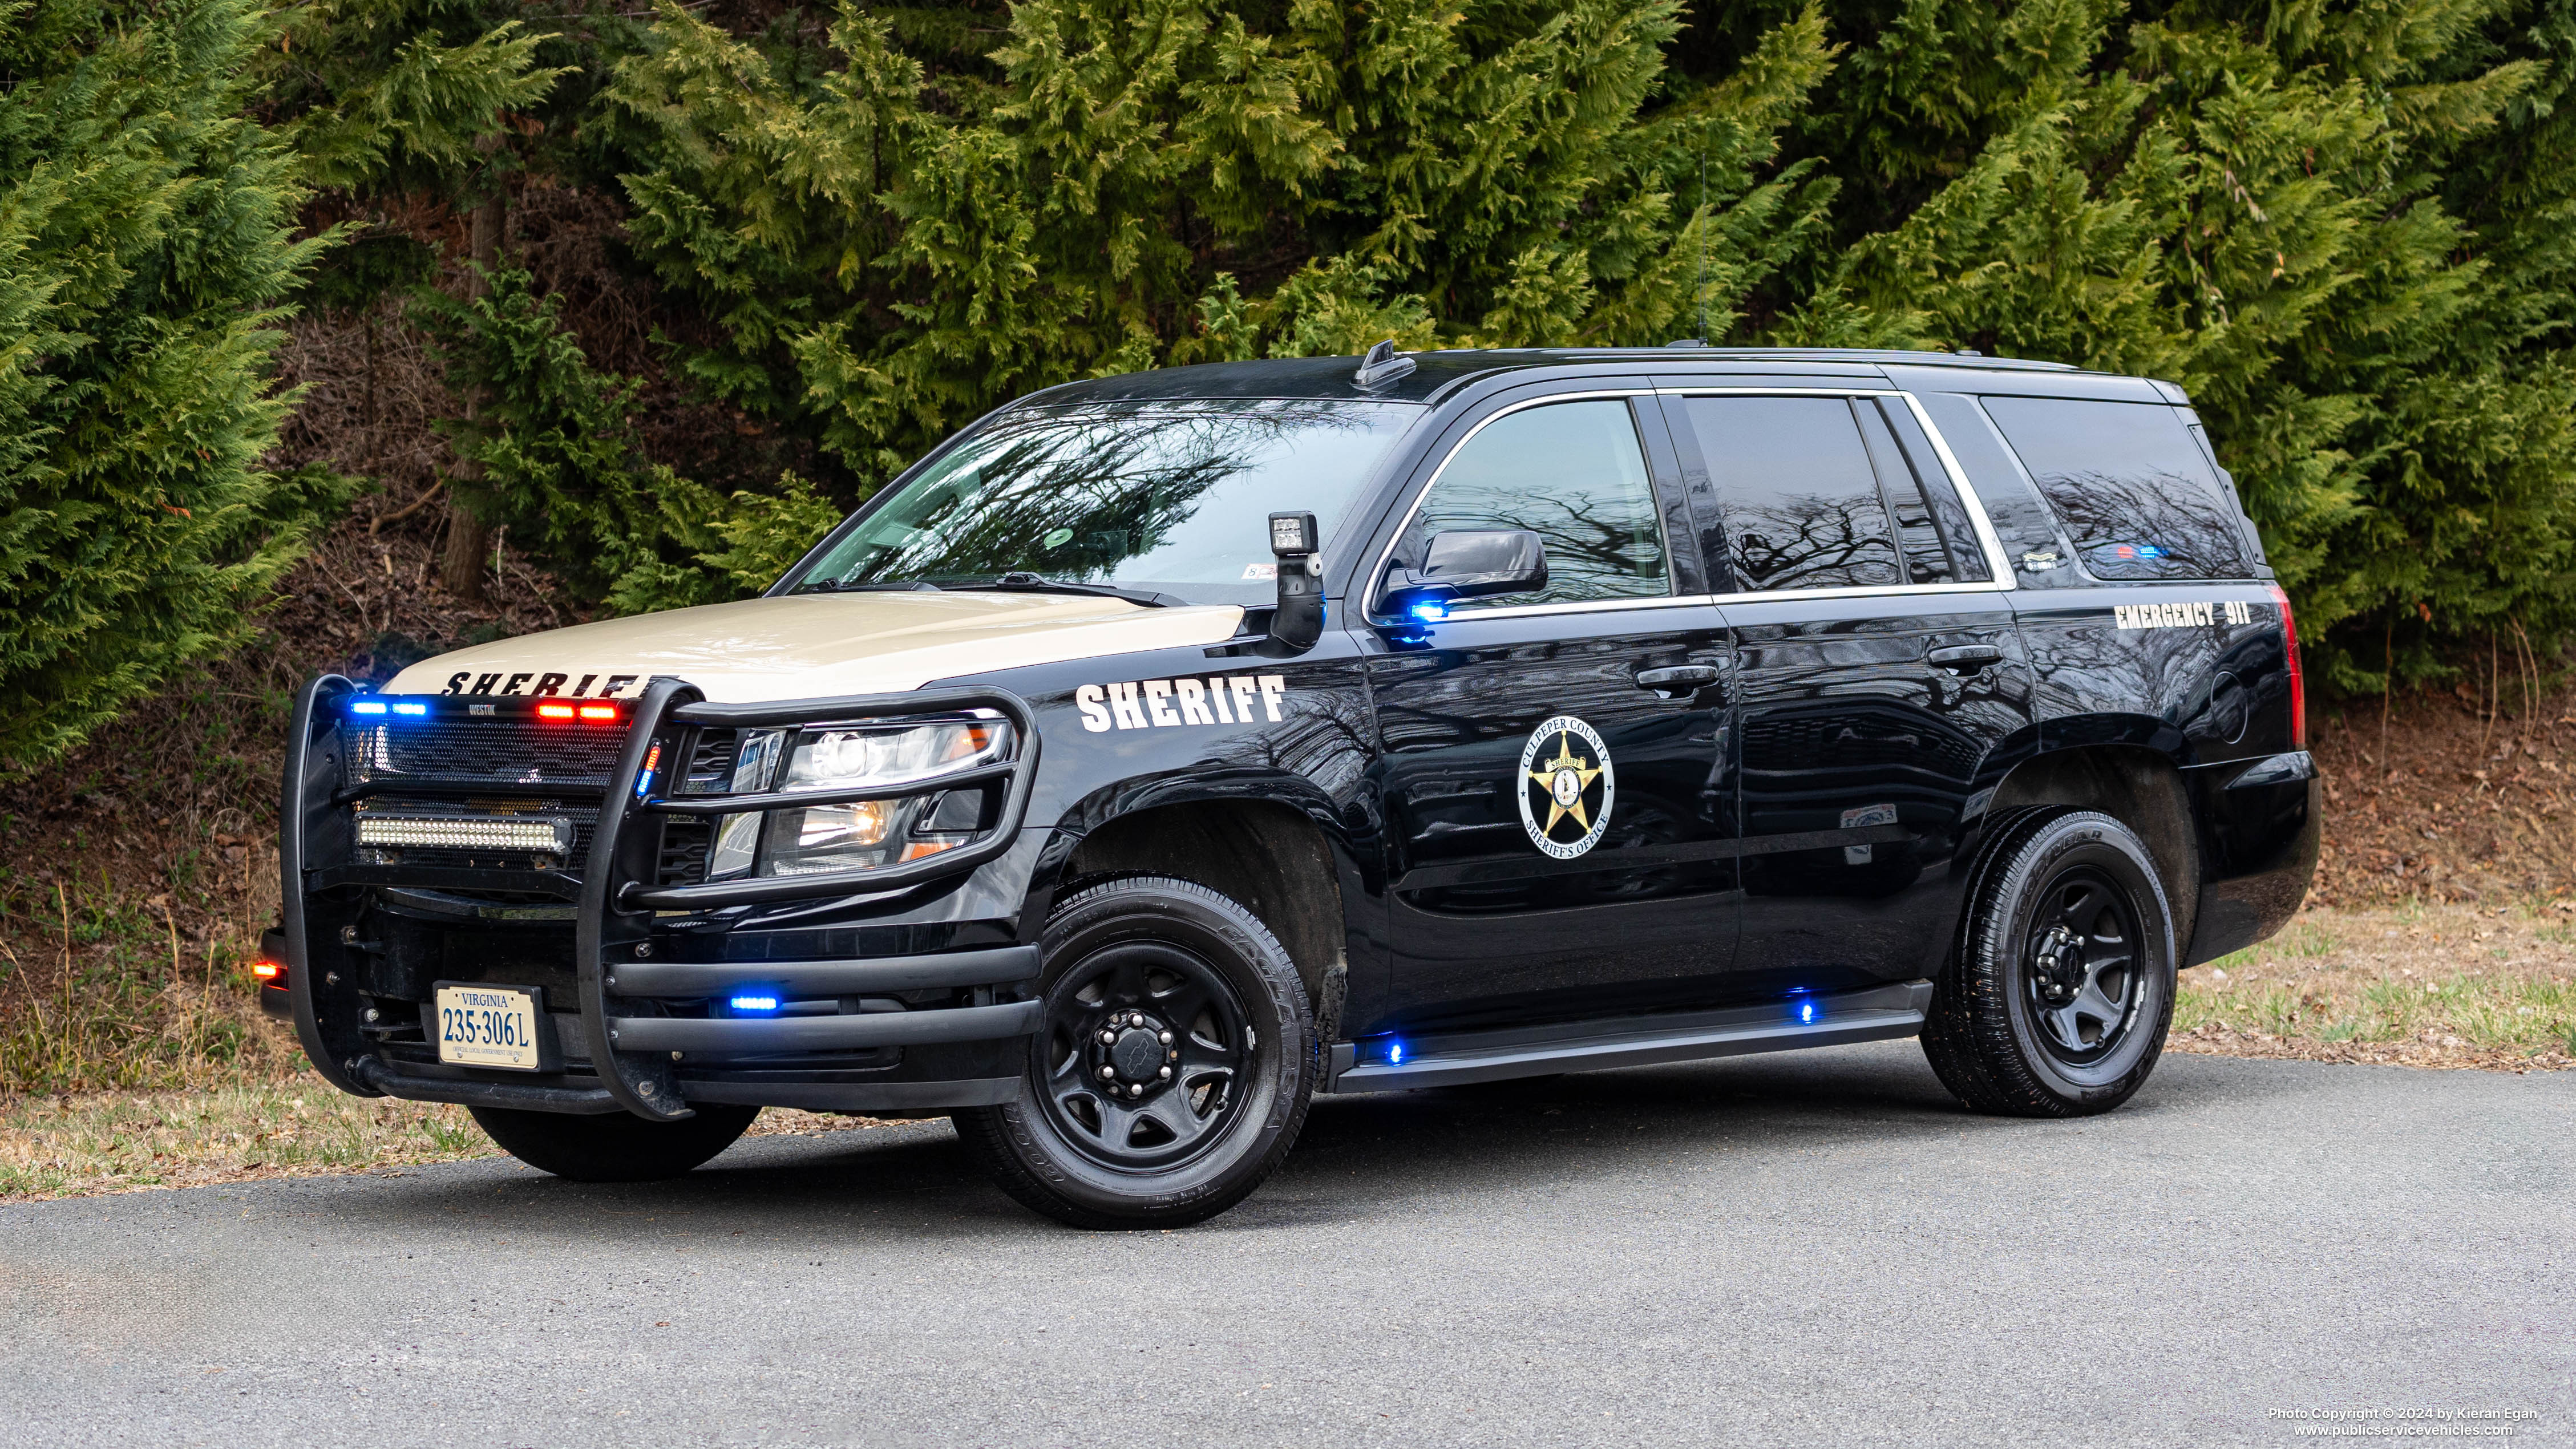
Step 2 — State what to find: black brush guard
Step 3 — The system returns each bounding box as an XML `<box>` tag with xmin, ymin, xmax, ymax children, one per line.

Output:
<box><xmin>281</xmin><ymin>675</ymin><xmax>1046</xmax><ymax>1121</ymax></box>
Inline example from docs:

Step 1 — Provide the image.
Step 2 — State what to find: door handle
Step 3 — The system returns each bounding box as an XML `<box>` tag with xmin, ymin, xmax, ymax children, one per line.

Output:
<box><xmin>1926</xmin><ymin>644</ymin><xmax>2004</xmax><ymax>672</ymax></box>
<box><xmin>1635</xmin><ymin>665</ymin><xmax>1722</xmax><ymax>699</ymax></box>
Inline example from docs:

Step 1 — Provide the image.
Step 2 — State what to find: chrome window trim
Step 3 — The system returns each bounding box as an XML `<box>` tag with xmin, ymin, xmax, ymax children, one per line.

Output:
<box><xmin>1708</xmin><ymin>578</ymin><xmax>2008</xmax><ymax>608</ymax></box>
<box><xmin>1361</xmin><ymin>384</ymin><xmax>2027</xmax><ymax>626</ymax></box>
<box><xmin>1447</xmin><ymin>578</ymin><xmax>2009</xmax><ymax>625</ymax></box>
<box><xmin>1362</xmin><ymin>388</ymin><xmax>1673</xmax><ymax>620</ymax></box>
<box><xmin>1652</xmin><ymin>385</ymin><xmax>2017</xmax><ymax>588</ymax></box>
<box><xmin>1435</xmin><ymin>592</ymin><xmax>1719</xmax><ymax>622</ymax></box>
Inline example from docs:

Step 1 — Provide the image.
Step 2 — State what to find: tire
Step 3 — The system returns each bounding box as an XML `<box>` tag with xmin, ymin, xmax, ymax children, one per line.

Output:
<box><xmin>468</xmin><ymin>1102</ymin><xmax>760</xmax><ymax>1182</ymax></box>
<box><xmin>953</xmin><ymin>876</ymin><xmax>1315</xmax><ymax>1229</ymax></box>
<box><xmin>1921</xmin><ymin>808</ymin><xmax>2176</xmax><ymax>1117</ymax></box>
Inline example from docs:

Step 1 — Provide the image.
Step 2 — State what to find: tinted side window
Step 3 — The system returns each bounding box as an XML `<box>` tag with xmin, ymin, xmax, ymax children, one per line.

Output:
<box><xmin>1853</xmin><ymin>402</ymin><xmax>1954</xmax><ymax>585</ymax></box>
<box><xmin>1981</xmin><ymin>397</ymin><xmax>2251</xmax><ymax>580</ymax></box>
<box><xmin>1684</xmin><ymin>396</ymin><xmax>1899</xmax><ymax>590</ymax></box>
<box><xmin>1402</xmin><ymin>399</ymin><xmax>1668</xmax><ymax>607</ymax></box>
<box><xmin>1874</xmin><ymin>399</ymin><xmax>1992</xmax><ymax>581</ymax></box>
<box><xmin>1911</xmin><ymin>391</ymin><xmax>2081</xmax><ymax>588</ymax></box>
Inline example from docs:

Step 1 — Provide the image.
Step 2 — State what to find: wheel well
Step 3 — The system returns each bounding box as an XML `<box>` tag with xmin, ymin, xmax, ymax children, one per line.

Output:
<box><xmin>1060</xmin><ymin>800</ymin><xmax>1346</xmax><ymax>1007</ymax></box>
<box><xmin>1988</xmin><ymin>746</ymin><xmax>2200</xmax><ymax>948</ymax></box>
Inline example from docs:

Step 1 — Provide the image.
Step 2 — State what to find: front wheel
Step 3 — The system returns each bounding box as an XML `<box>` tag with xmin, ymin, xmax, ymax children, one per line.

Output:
<box><xmin>468</xmin><ymin>1102</ymin><xmax>759</xmax><ymax>1181</ymax></box>
<box><xmin>1921</xmin><ymin>808</ymin><xmax>2177</xmax><ymax>1117</ymax></box>
<box><xmin>953</xmin><ymin>876</ymin><xmax>1315</xmax><ymax>1229</ymax></box>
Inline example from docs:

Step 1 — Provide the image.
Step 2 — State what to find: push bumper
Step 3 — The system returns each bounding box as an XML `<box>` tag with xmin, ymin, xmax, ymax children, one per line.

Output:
<box><xmin>278</xmin><ymin>675</ymin><xmax>1049</xmax><ymax>1121</ymax></box>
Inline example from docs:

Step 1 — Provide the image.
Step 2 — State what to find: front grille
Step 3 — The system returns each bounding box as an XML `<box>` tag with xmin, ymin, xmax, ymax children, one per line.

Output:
<box><xmin>341</xmin><ymin>717</ymin><xmax>736</xmax><ymax>886</ymax></box>
<box><xmin>657</xmin><ymin>816</ymin><xmax>714</xmax><ymax>885</ymax></box>
<box><xmin>343</xmin><ymin>717</ymin><xmax>628</xmax><ymax>789</ymax></box>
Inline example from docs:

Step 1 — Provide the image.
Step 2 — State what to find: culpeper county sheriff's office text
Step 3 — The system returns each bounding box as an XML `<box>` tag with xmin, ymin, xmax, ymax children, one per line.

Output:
<box><xmin>265</xmin><ymin>342</ymin><xmax>2318</xmax><ymax>1228</ymax></box>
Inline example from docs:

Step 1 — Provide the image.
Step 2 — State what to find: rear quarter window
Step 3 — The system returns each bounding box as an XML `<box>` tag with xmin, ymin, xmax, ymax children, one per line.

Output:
<box><xmin>1979</xmin><ymin>397</ymin><xmax>2251</xmax><ymax>580</ymax></box>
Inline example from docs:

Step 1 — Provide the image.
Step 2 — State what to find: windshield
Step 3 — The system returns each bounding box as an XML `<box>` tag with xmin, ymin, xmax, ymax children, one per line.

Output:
<box><xmin>788</xmin><ymin>399</ymin><xmax>1422</xmax><ymax>606</ymax></box>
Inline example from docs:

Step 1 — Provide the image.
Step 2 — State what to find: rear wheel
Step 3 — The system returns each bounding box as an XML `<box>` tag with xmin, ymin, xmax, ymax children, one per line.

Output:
<box><xmin>1921</xmin><ymin>808</ymin><xmax>2175</xmax><ymax>1117</ymax></box>
<box><xmin>468</xmin><ymin>1102</ymin><xmax>759</xmax><ymax>1181</ymax></box>
<box><xmin>953</xmin><ymin>876</ymin><xmax>1314</xmax><ymax>1229</ymax></box>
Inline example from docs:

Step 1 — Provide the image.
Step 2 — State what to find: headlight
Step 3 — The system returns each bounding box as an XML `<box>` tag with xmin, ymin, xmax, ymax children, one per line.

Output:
<box><xmin>722</xmin><ymin>717</ymin><xmax>1011</xmax><ymax>879</ymax></box>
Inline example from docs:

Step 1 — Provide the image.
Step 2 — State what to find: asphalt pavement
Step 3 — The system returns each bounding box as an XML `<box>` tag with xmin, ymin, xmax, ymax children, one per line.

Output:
<box><xmin>3</xmin><ymin>1041</ymin><xmax>2569</xmax><ymax>1448</ymax></box>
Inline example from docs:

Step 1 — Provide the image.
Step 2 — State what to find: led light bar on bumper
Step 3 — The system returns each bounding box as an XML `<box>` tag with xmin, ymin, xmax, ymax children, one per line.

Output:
<box><xmin>354</xmin><ymin>815</ymin><xmax>575</xmax><ymax>855</ymax></box>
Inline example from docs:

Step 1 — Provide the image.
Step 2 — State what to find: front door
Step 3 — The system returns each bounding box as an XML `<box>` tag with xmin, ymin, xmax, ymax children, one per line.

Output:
<box><xmin>1366</xmin><ymin>394</ymin><xmax>1738</xmax><ymax>1035</ymax></box>
<box><xmin>1660</xmin><ymin>389</ymin><xmax>2034</xmax><ymax>998</ymax></box>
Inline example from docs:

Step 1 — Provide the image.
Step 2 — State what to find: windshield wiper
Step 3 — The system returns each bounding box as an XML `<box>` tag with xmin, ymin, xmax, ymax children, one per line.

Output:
<box><xmin>792</xmin><ymin>579</ymin><xmax>944</xmax><ymax>595</ymax></box>
<box><xmin>952</xmin><ymin>573</ymin><xmax>1185</xmax><ymax>609</ymax></box>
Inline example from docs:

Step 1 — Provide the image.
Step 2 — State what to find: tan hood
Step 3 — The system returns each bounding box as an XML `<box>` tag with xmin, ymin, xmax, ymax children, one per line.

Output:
<box><xmin>385</xmin><ymin>590</ymin><xmax>1246</xmax><ymax>703</ymax></box>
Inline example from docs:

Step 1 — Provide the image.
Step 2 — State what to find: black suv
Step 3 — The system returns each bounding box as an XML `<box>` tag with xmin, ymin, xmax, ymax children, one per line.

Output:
<box><xmin>270</xmin><ymin>346</ymin><xmax>2318</xmax><ymax>1227</ymax></box>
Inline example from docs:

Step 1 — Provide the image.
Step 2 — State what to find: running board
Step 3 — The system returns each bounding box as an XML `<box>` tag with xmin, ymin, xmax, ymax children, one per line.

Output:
<box><xmin>1323</xmin><ymin>981</ymin><xmax>1933</xmax><ymax>1094</ymax></box>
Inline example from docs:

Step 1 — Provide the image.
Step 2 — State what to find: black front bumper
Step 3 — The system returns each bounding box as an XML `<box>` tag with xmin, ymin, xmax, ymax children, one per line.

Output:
<box><xmin>278</xmin><ymin>675</ymin><xmax>1049</xmax><ymax>1121</ymax></box>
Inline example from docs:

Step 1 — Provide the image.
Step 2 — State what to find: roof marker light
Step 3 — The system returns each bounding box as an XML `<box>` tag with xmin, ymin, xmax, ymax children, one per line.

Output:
<box><xmin>392</xmin><ymin>701</ymin><xmax>428</xmax><ymax>717</ymax></box>
<box><xmin>729</xmin><ymin>995</ymin><xmax>781</xmax><ymax>1014</ymax></box>
<box><xmin>349</xmin><ymin>700</ymin><xmax>387</xmax><ymax>716</ymax></box>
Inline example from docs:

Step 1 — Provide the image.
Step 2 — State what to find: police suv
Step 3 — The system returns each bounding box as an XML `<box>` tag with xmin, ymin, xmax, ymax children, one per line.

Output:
<box><xmin>269</xmin><ymin>345</ymin><xmax>2318</xmax><ymax>1228</ymax></box>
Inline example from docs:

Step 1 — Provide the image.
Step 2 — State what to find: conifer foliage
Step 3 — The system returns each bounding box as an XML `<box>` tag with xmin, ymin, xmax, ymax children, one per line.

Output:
<box><xmin>0</xmin><ymin>0</ymin><xmax>341</xmax><ymax>768</ymax></box>
<box><xmin>9</xmin><ymin>0</ymin><xmax>2576</xmax><ymax>773</ymax></box>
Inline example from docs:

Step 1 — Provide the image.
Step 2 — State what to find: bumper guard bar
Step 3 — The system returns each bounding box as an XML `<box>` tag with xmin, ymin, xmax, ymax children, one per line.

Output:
<box><xmin>281</xmin><ymin>674</ymin><xmax>1047</xmax><ymax>1122</ymax></box>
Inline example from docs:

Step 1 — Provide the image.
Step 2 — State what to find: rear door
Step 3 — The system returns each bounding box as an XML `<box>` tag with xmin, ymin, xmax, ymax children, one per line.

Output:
<box><xmin>1659</xmin><ymin>388</ymin><xmax>2034</xmax><ymax>997</ymax></box>
<box><xmin>1365</xmin><ymin>389</ymin><xmax>1740</xmax><ymax>1035</ymax></box>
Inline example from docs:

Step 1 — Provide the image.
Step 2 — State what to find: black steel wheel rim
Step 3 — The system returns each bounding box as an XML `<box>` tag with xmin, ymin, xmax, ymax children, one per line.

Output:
<box><xmin>2020</xmin><ymin>865</ymin><xmax>2143</xmax><ymax>1065</ymax></box>
<box><xmin>1036</xmin><ymin>941</ymin><xmax>1255</xmax><ymax>1172</ymax></box>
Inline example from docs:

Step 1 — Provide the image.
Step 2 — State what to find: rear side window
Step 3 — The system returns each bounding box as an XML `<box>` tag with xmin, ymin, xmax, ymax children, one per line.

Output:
<box><xmin>1980</xmin><ymin>397</ymin><xmax>2250</xmax><ymax>580</ymax></box>
<box><xmin>1683</xmin><ymin>396</ymin><xmax>1937</xmax><ymax>591</ymax></box>
<box><xmin>1854</xmin><ymin>402</ymin><xmax>1975</xmax><ymax>584</ymax></box>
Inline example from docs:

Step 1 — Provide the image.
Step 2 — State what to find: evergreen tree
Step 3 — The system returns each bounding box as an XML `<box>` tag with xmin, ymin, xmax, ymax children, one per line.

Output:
<box><xmin>258</xmin><ymin>0</ymin><xmax>575</xmax><ymax>601</ymax></box>
<box><xmin>0</xmin><ymin>0</ymin><xmax>345</xmax><ymax>770</ymax></box>
<box><xmin>601</xmin><ymin>0</ymin><xmax>1840</xmax><ymax>495</ymax></box>
<box><xmin>1680</xmin><ymin>0</ymin><xmax>2576</xmax><ymax>685</ymax></box>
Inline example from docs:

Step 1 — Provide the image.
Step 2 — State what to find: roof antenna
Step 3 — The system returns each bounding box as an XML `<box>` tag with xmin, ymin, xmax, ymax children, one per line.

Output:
<box><xmin>1355</xmin><ymin>338</ymin><xmax>1416</xmax><ymax>388</ymax></box>
<box><xmin>1667</xmin><ymin>124</ymin><xmax>1711</xmax><ymax>349</ymax></box>
<box><xmin>1697</xmin><ymin>133</ymin><xmax>1708</xmax><ymax>343</ymax></box>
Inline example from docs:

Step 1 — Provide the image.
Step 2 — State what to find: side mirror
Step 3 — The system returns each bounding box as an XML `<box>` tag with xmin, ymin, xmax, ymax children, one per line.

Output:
<box><xmin>1380</xmin><ymin>529</ymin><xmax>1548</xmax><ymax>621</ymax></box>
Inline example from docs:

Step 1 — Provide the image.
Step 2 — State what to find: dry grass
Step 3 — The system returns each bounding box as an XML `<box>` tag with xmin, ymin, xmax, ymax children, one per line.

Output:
<box><xmin>0</xmin><ymin>1043</ymin><xmax>899</xmax><ymax>1203</ymax></box>
<box><xmin>2173</xmin><ymin>902</ymin><xmax>2576</xmax><ymax>1071</ymax></box>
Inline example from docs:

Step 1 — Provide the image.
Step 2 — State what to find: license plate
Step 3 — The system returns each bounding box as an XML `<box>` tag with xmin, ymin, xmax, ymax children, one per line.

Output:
<box><xmin>434</xmin><ymin>985</ymin><xmax>544</xmax><ymax>1070</ymax></box>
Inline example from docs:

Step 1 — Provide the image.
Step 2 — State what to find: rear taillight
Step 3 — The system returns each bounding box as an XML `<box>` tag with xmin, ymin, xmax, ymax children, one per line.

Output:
<box><xmin>2267</xmin><ymin>583</ymin><xmax>2304</xmax><ymax>747</ymax></box>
